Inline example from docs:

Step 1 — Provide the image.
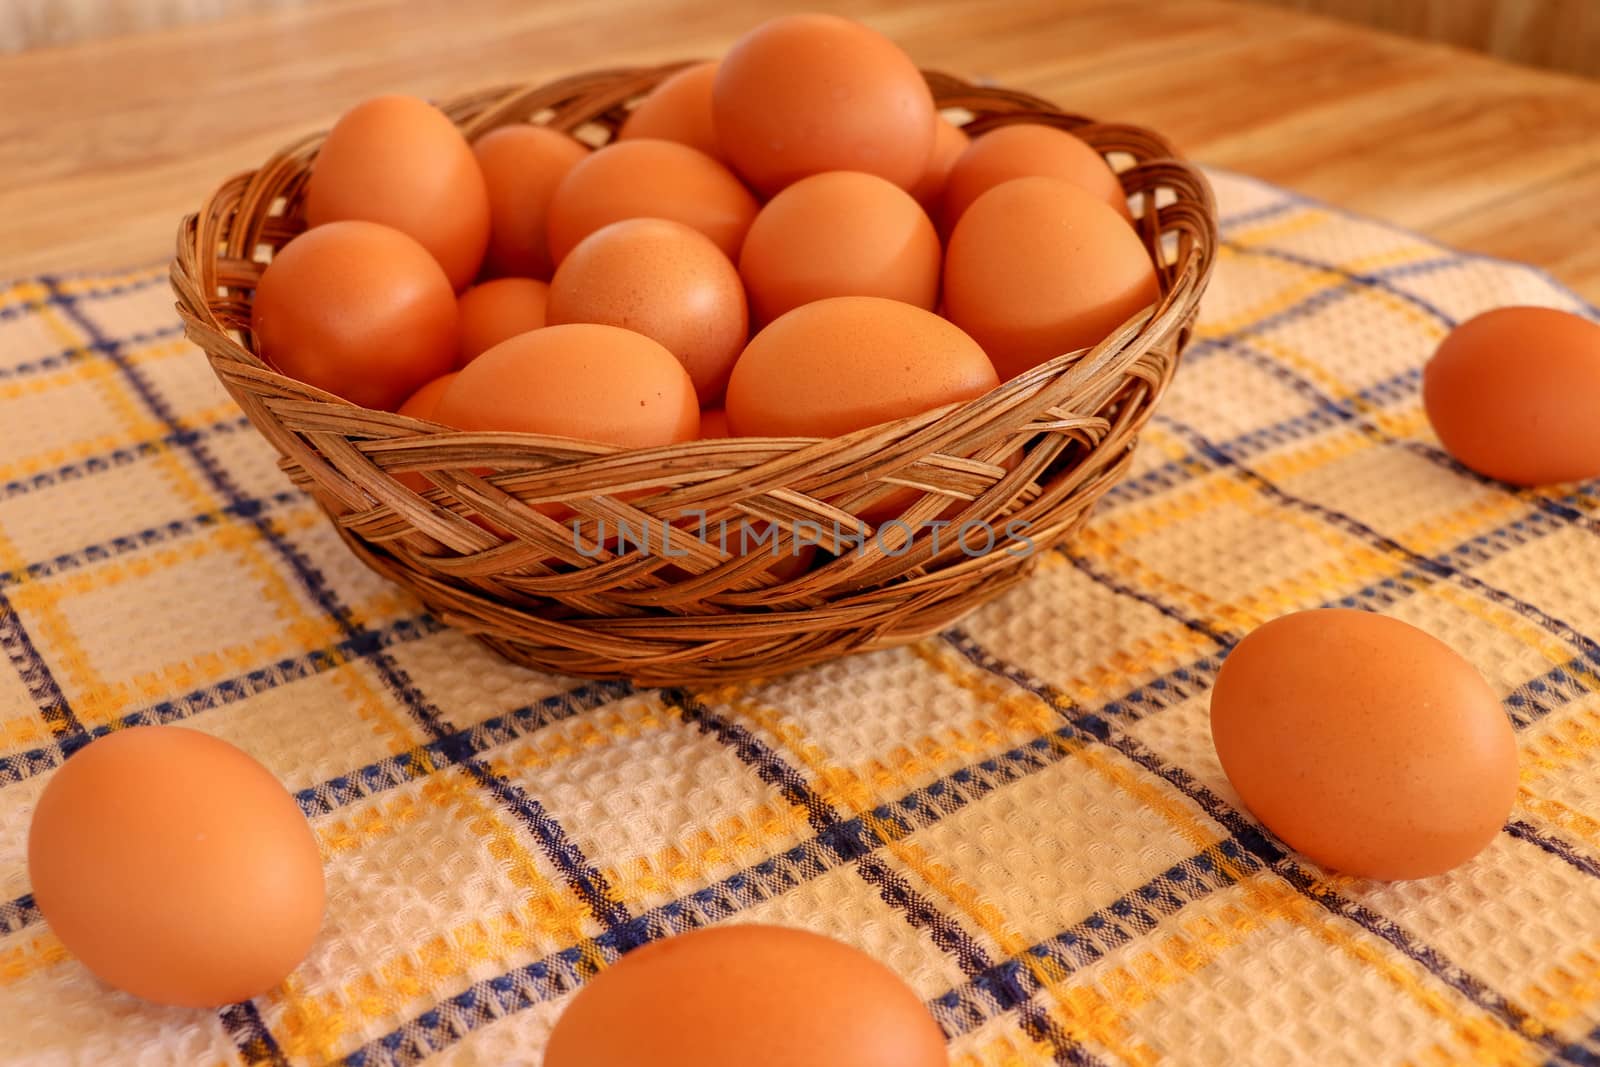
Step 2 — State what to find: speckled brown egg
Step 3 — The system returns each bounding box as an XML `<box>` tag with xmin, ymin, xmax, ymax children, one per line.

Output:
<box><xmin>548</xmin><ymin>218</ymin><xmax>747</xmax><ymax>405</ymax></box>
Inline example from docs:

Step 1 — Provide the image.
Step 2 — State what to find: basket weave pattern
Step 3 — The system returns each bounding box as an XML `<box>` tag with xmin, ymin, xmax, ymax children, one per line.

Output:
<box><xmin>170</xmin><ymin>66</ymin><xmax>1218</xmax><ymax>684</ymax></box>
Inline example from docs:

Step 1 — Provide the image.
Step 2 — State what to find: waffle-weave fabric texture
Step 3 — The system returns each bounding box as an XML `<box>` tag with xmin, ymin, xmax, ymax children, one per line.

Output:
<box><xmin>2</xmin><ymin>168</ymin><xmax>1599</xmax><ymax>1067</ymax></box>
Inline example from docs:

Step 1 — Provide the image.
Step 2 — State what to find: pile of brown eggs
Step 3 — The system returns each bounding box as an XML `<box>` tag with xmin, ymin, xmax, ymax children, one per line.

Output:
<box><xmin>250</xmin><ymin>12</ymin><xmax>1160</xmax><ymax>456</ymax></box>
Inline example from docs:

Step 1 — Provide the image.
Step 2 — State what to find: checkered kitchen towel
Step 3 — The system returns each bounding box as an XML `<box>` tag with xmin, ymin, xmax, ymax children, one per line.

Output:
<box><xmin>2</xmin><ymin>168</ymin><xmax>1599</xmax><ymax>1067</ymax></box>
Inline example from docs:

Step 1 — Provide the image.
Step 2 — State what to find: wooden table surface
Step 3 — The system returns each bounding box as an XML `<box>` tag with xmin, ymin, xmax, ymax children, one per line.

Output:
<box><xmin>3</xmin><ymin>0</ymin><xmax>1599</xmax><ymax>301</ymax></box>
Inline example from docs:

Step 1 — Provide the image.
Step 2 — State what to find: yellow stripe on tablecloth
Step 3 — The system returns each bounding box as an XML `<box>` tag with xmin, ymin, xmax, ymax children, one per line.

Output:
<box><xmin>1516</xmin><ymin>789</ymin><xmax>1600</xmax><ymax>851</ymax></box>
<box><xmin>5</xmin><ymin>512</ymin><xmax>330</xmax><ymax>728</ymax></box>
<box><xmin>1194</xmin><ymin>270</ymin><xmax>1338</xmax><ymax>341</ymax></box>
<box><xmin>1223</xmin><ymin>205</ymin><xmax>1331</xmax><ymax>245</ymax></box>
<box><xmin>0</xmin><ymin>398</ymin><xmax>239</xmax><ymax>488</ymax></box>
<box><xmin>51</xmin><ymin>266</ymin><xmax>167</xmax><ymax>296</ymax></box>
<box><xmin>1517</xmin><ymin>939</ymin><xmax>1600</xmax><ymax>1043</ymax></box>
<box><xmin>1093</xmin><ymin>418</ymin><xmax>1439</xmax><ymax>547</ymax></box>
<box><xmin>0</xmin><ymin>352</ymin><xmax>120</xmax><ymax>402</ymax></box>
<box><xmin>1197</xmin><ymin>244</ymin><xmax>1449</xmax><ymax>348</ymax></box>
<box><xmin>0</xmin><ymin>932</ymin><xmax>69</xmax><ymax>985</ymax></box>
<box><xmin>1517</xmin><ymin>694</ymin><xmax>1600</xmax><ymax>800</ymax></box>
<box><xmin>929</xmin><ymin>586</ymin><xmax>1215</xmax><ymax>710</ymax></box>
<box><xmin>275</xmin><ymin>764</ymin><xmax>604</xmax><ymax>1063</ymax></box>
<box><xmin>0</xmin><ymin>281</ymin><xmax>51</xmax><ymax>316</ymax></box>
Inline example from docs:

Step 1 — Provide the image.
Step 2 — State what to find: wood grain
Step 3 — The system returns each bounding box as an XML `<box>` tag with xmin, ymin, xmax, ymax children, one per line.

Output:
<box><xmin>0</xmin><ymin>0</ymin><xmax>341</xmax><ymax>53</ymax></box>
<box><xmin>2</xmin><ymin>0</ymin><xmax>1598</xmax><ymax>302</ymax></box>
<box><xmin>1250</xmin><ymin>0</ymin><xmax>1600</xmax><ymax>78</ymax></box>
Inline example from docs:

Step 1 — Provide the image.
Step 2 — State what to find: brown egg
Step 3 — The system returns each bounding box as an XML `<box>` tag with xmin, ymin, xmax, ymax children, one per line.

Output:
<box><xmin>457</xmin><ymin>278</ymin><xmax>549</xmax><ymax>366</ymax></box>
<box><xmin>699</xmin><ymin>408</ymin><xmax>732</xmax><ymax>439</ymax></box>
<box><xmin>941</xmin><ymin>123</ymin><xmax>1130</xmax><ymax>231</ymax></box>
<box><xmin>252</xmin><ymin>221</ymin><xmax>457</xmax><ymax>411</ymax></box>
<box><xmin>398</xmin><ymin>372</ymin><xmax>457</xmax><ymax>421</ymax></box>
<box><xmin>739</xmin><ymin>171</ymin><xmax>941</xmax><ymax>325</ymax></box>
<box><xmin>544</xmin><ymin>925</ymin><xmax>948</xmax><ymax>1067</ymax></box>
<box><xmin>473</xmin><ymin>125</ymin><xmax>590</xmax><ymax>280</ymax></box>
<box><xmin>908</xmin><ymin>116</ymin><xmax>970</xmax><ymax>211</ymax></box>
<box><xmin>394</xmin><ymin>372</ymin><xmax>457</xmax><ymax>492</ymax></box>
<box><xmin>1423</xmin><ymin>306</ymin><xmax>1600</xmax><ymax>486</ymax></box>
<box><xmin>944</xmin><ymin>177</ymin><xmax>1159</xmax><ymax>381</ymax></box>
<box><xmin>436</xmin><ymin>324</ymin><xmax>698</xmax><ymax>447</ymax></box>
<box><xmin>27</xmin><ymin>727</ymin><xmax>324</xmax><ymax>1007</ymax></box>
<box><xmin>545</xmin><ymin>139</ymin><xmax>758</xmax><ymax>264</ymax></box>
<box><xmin>548</xmin><ymin>219</ymin><xmax>747</xmax><ymax>405</ymax></box>
<box><xmin>726</xmin><ymin>296</ymin><xmax>997</xmax><ymax>438</ymax></box>
<box><xmin>305</xmin><ymin>95</ymin><xmax>489</xmax><ymax>290</ymax></box>
<box><xmin>1210</xmin><ymin>609</ymin><xmax>1519</xmax><ymax>880</ymax></box>
<box><xmin>713</xmin><ymin>14</ymin><xmax>936</xmax><ymax>196</ymax></box>
<box><xmin>618</xmin><ymin>61</ymin><xmax>720</xmax><ymax>159</ymax></box>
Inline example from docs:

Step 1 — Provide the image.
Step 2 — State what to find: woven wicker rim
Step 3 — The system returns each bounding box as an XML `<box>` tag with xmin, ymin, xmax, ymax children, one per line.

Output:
<box><xmin>170</xmin><ymin>64</ymin><xmax>1218</xmax><ymax>684</ymax></box>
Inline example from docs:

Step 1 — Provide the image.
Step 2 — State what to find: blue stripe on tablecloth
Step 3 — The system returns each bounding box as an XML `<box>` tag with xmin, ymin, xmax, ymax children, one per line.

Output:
<box><xmin>1060</xmin><ymin>551</ymin><xmax>1235</xmax><ymax>646</ymax></box>
<box><xmin>294</xmin><ymin>678</ymin><xmax>632</xmax><ymax>816</ymax></box>
<box><xmin>0</xmin><ymin>891</ymin><xmax>40</xmax><ymax>936</ymax></box>
<box><xmin>1103</xmin><ymin>361</ymin><xmax>1420</xmax><ymax>510</ymax></box>
<box><xmin>217</xmin><ymin>1001</ymin><xmax>290</xmax><ymax>1067</ymax></box>
<box><xmin>664</xmin><ymin>688</ymin><xmax>1102</xmax><ymax>1065</ymax></box>
<box><xmin>1155</xmin><ymin>414</ymin><xmax>1600</xmax><ymax>669</ymax></box>
<box><xmin>1504</xmin><ymin>821</ymin><xmax>1600</xmax><ymax>881</ymax></box>
<box><xmin>0</xmin><ymin>615</ymin><xmax>442</xmax><ymax>787</ymax></box>
<box><xmin>0</xmin><ymin>416</ymin><xmax>252</xmax><ymax>505</ymax></box>
<box><xmin>0</xmin><ymin>588</ymin><xmax>88</xmax><ymax>754</ymax></box>
<box><xmin>1216</xmin><ymin>198</ymin><xmax>1297</xmax><ymax>233</ymax></box>
<box><xmin>0</xmin><ymin>491</ymin><xmax>303</xmax><ymax>587</ymax></box>
<box><xmin>0</xmin><ymin>269</ymin><xmax>168</xmax><ymax>321</ymax></box>
<box><xmin>0</xmin><ymin>324</ymin><xmax>183</xmax><ymax>382</ymax></box>
<box><xmin>1222</xmin><ymin>239</ymin><xmax>1461</xmax><ymax>327</ymax></box>
<box><xmin>1547</xmin><ymin>1041</ymin><xmax>1600</xmax><ymax>1067</ymax></box>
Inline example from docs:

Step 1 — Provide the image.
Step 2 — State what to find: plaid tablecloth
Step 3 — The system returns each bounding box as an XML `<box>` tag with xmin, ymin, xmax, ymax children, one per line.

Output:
<box><xmin>2</xmin><ymin>168</ymin><xmax>1599</xmax><ymax>1067</ymax></box>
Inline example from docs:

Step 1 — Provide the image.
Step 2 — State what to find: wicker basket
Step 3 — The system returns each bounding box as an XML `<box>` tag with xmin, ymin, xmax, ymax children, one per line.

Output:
<box><xmin>170</xmin><ymin>64</ymin><xmax>1217</xmax><ymax>685</ymax></box>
